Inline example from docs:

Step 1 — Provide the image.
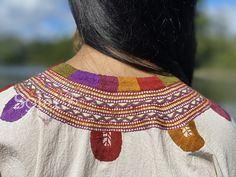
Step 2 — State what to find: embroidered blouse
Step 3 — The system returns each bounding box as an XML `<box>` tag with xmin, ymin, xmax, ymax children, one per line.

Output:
<box><xmin>0</xmin><ymin>62</ymin><xmax>236</xmax><ymax>177</ymax></box>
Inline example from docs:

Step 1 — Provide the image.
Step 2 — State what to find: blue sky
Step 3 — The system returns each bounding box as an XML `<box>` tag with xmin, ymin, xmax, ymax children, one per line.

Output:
<box><xmin>205</xmin><ymin>0</ymin><xmax>236</xmax><ymax>7</ymax></box>
<box><xmin>0</xmin><ymin>0</ymin><xmax>235</xmax><ymax>40</ymax></box>
<box><xmin>0</xmin><ymin>0</ymin><xmax>75</xmax><ymax>40</ymax></box>
<box><xmin>202</xmin><ymin>0</ymin><xmax>236</xmax><ymax>36</ymax></box>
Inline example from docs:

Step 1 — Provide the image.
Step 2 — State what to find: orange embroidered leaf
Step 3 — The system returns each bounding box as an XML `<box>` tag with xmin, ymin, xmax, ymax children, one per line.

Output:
<box><xmin>168</xmin><ymin>120</ymin><xmax>205</xmax><ymax>152</ymax></box>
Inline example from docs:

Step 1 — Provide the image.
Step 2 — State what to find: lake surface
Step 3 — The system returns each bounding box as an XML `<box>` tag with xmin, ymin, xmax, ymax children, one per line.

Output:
<box><xmin>0</xmin><ymin>65</ymin><xmax>46</xmax><ymax>86</ymax></box>
<box><xmin>0</xmin><ymin>65</ymin><xmax>235</xmax><ymax>118</ymax></box>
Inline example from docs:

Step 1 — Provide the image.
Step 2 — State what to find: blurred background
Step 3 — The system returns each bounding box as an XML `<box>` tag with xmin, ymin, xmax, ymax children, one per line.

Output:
<box><xmin>0</xmin><ymin>0</ymin><xmax>235</xmax><ymax>117</ymax></box>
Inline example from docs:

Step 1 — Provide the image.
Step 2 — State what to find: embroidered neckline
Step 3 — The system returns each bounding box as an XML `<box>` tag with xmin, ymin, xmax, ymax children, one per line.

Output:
<box><xmin>13</xmin><ymin>62</ymin><xmax>211</xmax><ymax>132</ymax></box>
<box><xmin>48</xmin><ymin>62</ymin><xmax>181</xmax><ymax>92</ymax></box>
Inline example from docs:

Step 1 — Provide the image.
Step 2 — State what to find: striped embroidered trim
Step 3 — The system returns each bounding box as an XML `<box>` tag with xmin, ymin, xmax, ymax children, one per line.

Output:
<box><xmin>13</xmin><ymin>69</ymin><xmax>211</xmax><ymax>132</ymax></box>
<box><xmin>45</xmin><ymin>69</ymin><xmax>181</xmax><ymax>97</ymax></box>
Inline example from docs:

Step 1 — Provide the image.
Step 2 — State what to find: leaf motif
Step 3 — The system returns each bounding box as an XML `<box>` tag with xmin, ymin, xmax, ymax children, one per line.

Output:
<box><xmin>181</xmin><ymin>126</ymin><xmax>194</xmax><ymax>137</ymax></box>
<box><xmin>0</xmin><ymin>94</ymin><xmax>33</xmax><ymax>122</ymax></box>
<box><xmin>102</xmin><ymin>132</ymin><xmax>112</xmax><ymax>146</ymax></box>
<box><xmin>168</xmin><ymin>120</ymin><xmax>205</xmax><ymax>152</ymax></box>
<box><xmin>90</xmin><ymin>131</ymin><xmax>122</xmax><ymax>161</ymax></box>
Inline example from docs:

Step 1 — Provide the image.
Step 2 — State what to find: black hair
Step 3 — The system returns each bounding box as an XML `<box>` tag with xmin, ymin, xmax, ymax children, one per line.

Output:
<box><xmin>68</xmin><ymin>0</ymin><xmax>197</xmax><ymax>85</ymax></box>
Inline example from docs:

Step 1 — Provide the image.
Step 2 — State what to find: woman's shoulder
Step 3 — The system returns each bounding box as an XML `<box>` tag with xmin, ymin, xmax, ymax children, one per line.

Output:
<box><xmin>186</xmin><ymin>98</ymin><xmax>236</xmax><ymax>176</ymax></box>
<box><xmin>0</xmin><ymin>83</ymin><xmax>41</xmax><ymax>177</ymax></box>
<box><xmin>182</xmin><ymin>85</ymin><xmax>236</xmax><ymax>149</ymax></box>
<box><xmin>0</xmin><ymin>83</ymin><xmax>34</xmax><ymax>123</ymax></box>
<box><xmin>0</xmin><ymin>84</ymin><xmax>18</xmax><ymax>119</ymax></box>
<box><xmin>194</xmin><ymin>99</ymin><xmax>236</xmax><ymax>150</ymax></box>
<box><xmin>0</xmin><ymin>76</ymin><xmax>235</xmax><ymax>139</ymax></box>
<box><xmin>162</xmin><ymin>81</ymin><xmax>236</xmax><ymax>155</ymax></box>
<box><xmin>0</xmin><ymin>84</ymin><xmax>15</xmax><ymax>98</ymax></box>
<box><xmin>189</xmin><ymin>87</ymin><xmax>236</xmax><ymax>141</ymax></box>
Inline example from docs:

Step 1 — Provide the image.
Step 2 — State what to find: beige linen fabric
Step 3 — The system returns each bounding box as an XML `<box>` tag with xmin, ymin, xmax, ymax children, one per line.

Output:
<box><xmin>0</xmin><ymin>86</ymin><xmax>236</xmax><ymax>177</ymax></box>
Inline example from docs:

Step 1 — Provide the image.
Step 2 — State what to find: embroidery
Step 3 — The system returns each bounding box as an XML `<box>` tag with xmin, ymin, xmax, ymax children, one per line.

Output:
<box><xmin>13</xmin><ymin>68</ymin><xmax>211</xmax><ymax>132</ymax></box>
<box><xmin>168</xmin><ymin>120</ymin><xmax>205</xmax><ymax>152</ymax></box>
<box><xmin>117</xmin><ymin>77</ymin><xmax>141</xmax><ymax>91</ymax></box>
<box><xmin>10</xmin><ymin>63</ymin><xmax>211</xmax><ymax>160</ymax></box>
<box><xmin>0</xmin><ymin>94</ymin><xmax>33</xmax><ymax>122</ymax></box>
<box><xmin>102</xmin><ymin>131</ymin><xmax>112</xmax><ymax>146</ymax></box>
<box><xmin>137</xmin><ymin>76</ymin><xmax>165</xmax><ymax>90</ymax></box>
<box><xmin>51</xmin><ymin>62</ymin><xmax>77</xmax><ymax>78</ymax></box>
<box><xmin>90</xmin><ymin>131</ymin><xmax>122</xmax><ymax>161</ymax></box>
<box><xmin>181</xmin><ymin>126</ymin><xmax>193</xmax><ymax>137</ymax></box>
<box><xmin>209</xmin><ymin>101</ymin><xmax>231</xmax><ymax>121</ymax></box>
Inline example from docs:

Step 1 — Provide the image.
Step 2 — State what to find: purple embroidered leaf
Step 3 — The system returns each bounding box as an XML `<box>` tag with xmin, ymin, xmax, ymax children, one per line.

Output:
<box><xmin>0</xmin><ymin>94</ymin><xmax>33</xmax><ymax>122</ymax></box>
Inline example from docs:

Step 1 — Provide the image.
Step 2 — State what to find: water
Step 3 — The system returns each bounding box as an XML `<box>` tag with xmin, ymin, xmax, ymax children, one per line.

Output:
<box><xmin>0</xmin><ymin>65</ymin><xmax>235</xmax><ymax>118</ymax></box>
<box><xmin>0</xmin><ymin>65</ymin><xmax>47</xmax><ymax>87</ymax></box>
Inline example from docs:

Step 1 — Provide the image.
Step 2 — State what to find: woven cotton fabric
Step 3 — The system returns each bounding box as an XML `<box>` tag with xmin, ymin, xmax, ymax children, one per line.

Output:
<box><xmin>0</xmin><ymin>62</ymin><xmax>236</xmax><ymax>177</ymax></box>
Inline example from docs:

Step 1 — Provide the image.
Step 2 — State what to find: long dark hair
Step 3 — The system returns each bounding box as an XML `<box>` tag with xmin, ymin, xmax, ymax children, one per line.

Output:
<box><xmin>68</xmin><ymin>0</ymin><xmax>197</xmax><ymax>85</ymax></box>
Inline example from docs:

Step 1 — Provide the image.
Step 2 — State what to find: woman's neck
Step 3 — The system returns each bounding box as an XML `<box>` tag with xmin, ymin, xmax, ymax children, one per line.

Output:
<box><xmin>65</xmin><ymin>44</ymin><xmax>157</xmax><ymax>77</ymax></box>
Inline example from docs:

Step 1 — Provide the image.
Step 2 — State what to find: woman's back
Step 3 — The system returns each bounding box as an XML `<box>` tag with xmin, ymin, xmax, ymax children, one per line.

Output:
<box><xmin>1</xmin><ymin>0</ymin><xmax>236</xmax><ymax>176</ymax></box>
<box><xmin>0</xmin><ymin>61</ymin><xmax>236</xmax><ymax>177</ymax></box>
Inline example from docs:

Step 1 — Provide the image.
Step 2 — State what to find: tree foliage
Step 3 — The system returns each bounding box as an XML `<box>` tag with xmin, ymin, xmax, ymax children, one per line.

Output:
<box><xmin>195</xmin><ymin>1</ymin><xmax>236</xmax><ymax>69</ymax></box>
<box><xmin>0</xmin><ymin>2</ymin><xmax>236</xmax><ymax>70</ymax></box>
<box><xmin>0</xmin><ymin>37</ymin><xmax>75</xmax><ymax>66</ymax></box>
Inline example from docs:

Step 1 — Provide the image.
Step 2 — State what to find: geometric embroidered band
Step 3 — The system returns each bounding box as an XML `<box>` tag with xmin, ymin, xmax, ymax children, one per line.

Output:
<box><xmin>14</xmin><ymin>68</ymin><xmax>211</xmax><ymax>132</ymax></box>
